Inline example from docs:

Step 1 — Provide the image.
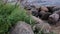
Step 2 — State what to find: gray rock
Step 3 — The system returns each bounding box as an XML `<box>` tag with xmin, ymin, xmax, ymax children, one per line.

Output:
<box><xmin>49</xmin><ymin>13</ymin><xmax>59</xmax><ymax>22</ymax></box>
<box><xmin>10</xmin><ymin>21</ymin><xmax>34</xmax><ymax>34</ymax></box>
<box><xmin>31</xmin><ymin>8</ymin><xmax>38</xmax><ymax>17</ymax></box>
<box><xmin>48</xmin><ymin>10</ymin><xmax>60</xmax><ymax>25</ymax></box>
<box><xmin>31</xmin><ymin>16</ymin><xmax>52</xmax><ymax>34</ymax></box>
<box><xmin>34</xmin><ymin>21</ymin><xmax>51</xmax><ymax>34</ymax></box>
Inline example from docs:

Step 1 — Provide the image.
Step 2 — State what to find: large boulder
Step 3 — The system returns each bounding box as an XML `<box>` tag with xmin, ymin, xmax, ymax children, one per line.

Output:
<box><xmin>48</xmin><ymin>10</ymin><xmax>60</xmax><ymax>25</ymax></box>
<box><xmin>41</xmin><ymin>6</ymin><xmax>49</xmax><ymax>12</ymax></box>
<box><xmin>34</xmin><ymin>22</ymin><xmax>51</xmax><ymax>34</ymax></box>
<box><xmin>10</xmin><ymin>21</ymin><xmax>34</xmax><ymax>34</ymax></box>
<box><xmin>31</xmin><ymin>16</ymin><xmax>52</xmax><ymax>34</ymax></box>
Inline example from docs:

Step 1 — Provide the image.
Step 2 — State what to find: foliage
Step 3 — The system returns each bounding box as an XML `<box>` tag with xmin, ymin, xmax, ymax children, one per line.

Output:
<box><xmin>0</xmin><ymin>1</ymin><xmax>35</xmax><ymax>34</ymax></box>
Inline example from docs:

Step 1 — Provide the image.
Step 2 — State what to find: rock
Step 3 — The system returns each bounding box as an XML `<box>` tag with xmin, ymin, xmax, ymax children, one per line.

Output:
<box><xmin>49</xmin><ymin>13</ymin><xmax>59</xmax><ymax>21</ymax></box>
<box><xmin>41</xmin><ymin>12</ymin><xmax>51</xmax><ymax>20</ymax></box>
<box><xmin>35</xmin><ymin>23</ymin><xmax>51</xmax><ymax>34</ymax></box>
<box><xmin>47</xmin><ymin>6</ymin><xmax>55</xmax><ymax>13</ymax></box>
<box><xmin>31</xmin><ymin>16</ymin><xmax>45</xmax><ymax>23</ymax></box>
<box><xmin>40</xmin><ymin>11</ymin><xmax>46</xmax><ymax>16</ymax></box>
<box><xmin>48</xmin><ymin>13</ymin><xmax>59</xmax><ymax>25</ymax></box>
<box><xmin>41</xmin><ymin>6</ymin><xmax>49</xmax><ymax>12</ymax></box>
<box><xmin>34</xmin><ymin>21</ymin><xmax>51</xmax><ymax>34</ymax></box>
<box><xmin>31</xmin><ymin>16</ymin><xmax>52</xmax><ymax>34</ymax></box>
<box><xmin>10</xmin><ymin>21</ymin><xmax>34</xmax><ymax>34</ymax></box>
<box><xmin>38</xmin><ymin>11</ymin><xmax>47</xmax><ymax>18</ymax></box>
<box><xmin>37</xmin><ymin>6</ymin><xmax>52</xmax><ymax>20</ymax></box>
<box><xmin>38</xmin><ymin>10</ymin><xmax>51</xmax><ymax>20</ymax></box>
<box><xmin>48</xmin><ymin>10</ymin><xmax>60</xmax><ymax>25</ymax></box>
<box><xmin>31</xmin><ymin>8</ymin><xmax>38</xmax><ymax>17</ymax></box>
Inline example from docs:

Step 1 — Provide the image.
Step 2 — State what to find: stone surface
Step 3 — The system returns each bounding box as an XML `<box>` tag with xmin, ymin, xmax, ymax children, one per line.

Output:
<box><xmin>48</xmin><ymin>10</ymin><xmax>60</xmax><ymax>25</ymax></box>
<box><xmin>10</xmin><ymin>21</ymin><xmax>34</xmax><ymax>34</ymax></box>
<box><xmin>41</xmin><ymin>6</ymin><xmax>49</xmax><ymax>12</ymax></box>
<box><xmin>49</xmin><ymin>13</ymin><xmax>59</xmax><ymax>22</ymax></box>
<box><xmin>31</xmin><ymin>16</ymin><xmax>52</xmax><ymax>34</ymax></box>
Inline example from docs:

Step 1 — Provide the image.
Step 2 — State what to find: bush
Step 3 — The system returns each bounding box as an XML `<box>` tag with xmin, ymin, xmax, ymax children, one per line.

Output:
<box><xmin>0</xmin><ymin>2</ymin><xmax>35</xmax><ymax>34</ymax></box>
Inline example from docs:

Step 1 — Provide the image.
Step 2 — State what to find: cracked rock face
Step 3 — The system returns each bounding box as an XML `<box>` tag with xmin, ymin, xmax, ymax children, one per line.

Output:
<box><xmin>10</xmin><ymin>21</ymin><xmax>34</xmax><ymax>34</ymax></box>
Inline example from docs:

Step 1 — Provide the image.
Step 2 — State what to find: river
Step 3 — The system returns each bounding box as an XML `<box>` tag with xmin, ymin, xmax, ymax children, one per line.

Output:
<box><xmin>8</xmin><ymin>0</ymin><xmax>60</xmax><ymax>7</ymax></box>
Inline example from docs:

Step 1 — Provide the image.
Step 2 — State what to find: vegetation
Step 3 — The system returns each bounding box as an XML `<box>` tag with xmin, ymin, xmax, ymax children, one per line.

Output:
<box><xmin>0</xmin><ymin>0</ymin><xmax>55</xmax><ymax>34</ymax></box>
<box><xmin>0</xmin><ymin>1</ymin><xmax>35</xmax><ymax>34</ymax></box>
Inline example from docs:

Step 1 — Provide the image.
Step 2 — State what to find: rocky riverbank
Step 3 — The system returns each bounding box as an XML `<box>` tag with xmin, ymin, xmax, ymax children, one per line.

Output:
<box><xmin>2</xmin><ymin>0</ymin><xmax>60</xmax><ymax>34</ymax></box>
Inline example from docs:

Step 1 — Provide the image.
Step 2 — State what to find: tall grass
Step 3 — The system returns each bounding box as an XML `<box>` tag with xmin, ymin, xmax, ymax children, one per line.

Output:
<box><xmin>0</xmin><ymin>1</ymin><xmax>35</xmax><ymax>34</ymax></box>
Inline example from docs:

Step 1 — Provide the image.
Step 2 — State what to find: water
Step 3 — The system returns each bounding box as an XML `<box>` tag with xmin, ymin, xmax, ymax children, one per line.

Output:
<box><xmin>26</xmin><ymin>0</ymin><xmax>60</xmax><ymax>6</ymax></box>
<box><xmin>8</xmin><ymin>0</ymin><xmax>60</xmax><ymax>7</ymax></box>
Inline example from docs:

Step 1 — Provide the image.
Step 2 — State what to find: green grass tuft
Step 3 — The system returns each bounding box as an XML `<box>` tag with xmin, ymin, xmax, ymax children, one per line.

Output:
<box><xmin>0</xmin><ymin>2</ymin><xmax>35</xmax><ymax>34</ymax></box>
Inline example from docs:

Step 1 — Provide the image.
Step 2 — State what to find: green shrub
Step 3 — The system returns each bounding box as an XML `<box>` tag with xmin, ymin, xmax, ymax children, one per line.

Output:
<box><xmin>0</xmin><ymin>2</ymin><xmax>35</xmax><ymax>34</ymax></box>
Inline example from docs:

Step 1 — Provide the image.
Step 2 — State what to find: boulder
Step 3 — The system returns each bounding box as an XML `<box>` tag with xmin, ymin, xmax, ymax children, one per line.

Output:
<box><xmin>34</xmin><ymin>23</ymin><xmax>51</xmax><ymax>34</ymax></box>
<box><xmin>31</xmin><ymin>8</ymin><xmax>38</xmax><ymax>17</ymax></box>
<box><xmin>31</xmin><ymin>16</ymin><xmax>52</xmax><ymax>34</ymax></box>
<box><xmin>38</xmin><ymin>10</ymin><xmax>51</xmax><ymax>20</ymax></box>
<box><xmin>48</xmin><ymin>10</ymin><xmax>60</xmax><ymax>25</ymax></box>
<box><xmin>41</xmin><ymin>6</ymin><xmax>49</xmax><ymax>12</ymax></box>
<box><xmin>10</xmin><ymin>21</ymin><xmax>34</xmax><ymax>34</ymax></box>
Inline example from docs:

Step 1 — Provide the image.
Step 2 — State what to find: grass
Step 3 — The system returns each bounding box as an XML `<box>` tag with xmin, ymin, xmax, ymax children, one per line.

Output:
<box><xmin>0</xmin><ymin>2</ymin><xmax>35</xmax><ymax>34</ymax></box>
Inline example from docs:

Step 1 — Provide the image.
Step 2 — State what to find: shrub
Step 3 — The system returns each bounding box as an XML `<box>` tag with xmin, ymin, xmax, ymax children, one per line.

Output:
<box><xmin>0</xmin><ymin>2</ymin><xmax>35</xmax><ymax>34</ymax></box>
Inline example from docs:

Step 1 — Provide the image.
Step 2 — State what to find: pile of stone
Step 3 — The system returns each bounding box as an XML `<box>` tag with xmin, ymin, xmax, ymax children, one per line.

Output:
<box><xmin>9</xmin><ymin>6</ymin><xmax>60</xmax><ymax>34</ymax></box>
<box><xmin>24</xmin><ymin>5</ymin><xmax>60</xmax><ymax>25</ymax></box>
